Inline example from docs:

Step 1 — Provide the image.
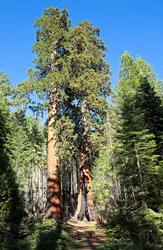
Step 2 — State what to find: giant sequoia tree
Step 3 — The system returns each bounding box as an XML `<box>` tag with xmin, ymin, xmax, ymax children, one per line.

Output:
<box><xmin>68</xmin><ymin>22</ymin><xmax>111</xmax><ymax>220</ymax></box>
<box><xmin>1</xmin><ymin>4</ymin><xmax>163</xmax><ymax>249</ymax></box>
<box><xmin>26</xmin><ymin>10</ymin><xmax>110</xmax><ymax>221</ymax></box>
<box><xmin>28</xmin><ymin>7</ymin><xmax>72</xmax><ymax>219</ymax></box>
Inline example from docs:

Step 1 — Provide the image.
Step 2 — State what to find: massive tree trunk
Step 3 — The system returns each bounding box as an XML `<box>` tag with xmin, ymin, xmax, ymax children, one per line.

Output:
<box><xmin>74</xmin><ymin>99</ymin><xmax>95</xmax><ymax>221</ymax></box>
<box><xmin>45</xmin><ymin>89</ymin><xmax>62</xmax><ymax>220</ymax></box>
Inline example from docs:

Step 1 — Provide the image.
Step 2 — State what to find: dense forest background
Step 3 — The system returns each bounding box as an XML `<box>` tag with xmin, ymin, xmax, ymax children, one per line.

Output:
<box><xmin>0</xmin><ymin>7</ymin><xmax>163</xmax><ymax>250</ymax></box>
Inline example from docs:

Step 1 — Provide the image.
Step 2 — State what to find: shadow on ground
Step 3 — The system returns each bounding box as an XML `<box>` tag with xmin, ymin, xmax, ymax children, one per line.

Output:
<box><xmin>77</xmin><ymin>234</ymin><xmax>107</xmax><ymax>250</ymax></box>
<box><xmin>36</xmin><ymin>223</ymin><xmax>62</xmax><ymax>250</ymax></box>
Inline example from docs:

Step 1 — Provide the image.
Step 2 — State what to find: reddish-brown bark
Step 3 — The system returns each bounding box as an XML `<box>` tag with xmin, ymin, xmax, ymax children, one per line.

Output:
<box><xmin>74</xmin><ymin>100</ymin><xmax>95</xmax><ymax>221</ymax></box>
<box><xmin>45</xmin><ymin>89</ymin><xmax>62</xmax><ymax>220</ymax></box>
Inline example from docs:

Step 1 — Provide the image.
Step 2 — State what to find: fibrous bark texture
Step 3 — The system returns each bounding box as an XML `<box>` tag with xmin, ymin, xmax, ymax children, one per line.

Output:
<box><xmin>45</xmin><ymin>89</ymin><xmax>62</xmax><ymax>219</ymax></box>
<box><xmin>74</xmin><ymin>100</ymin><xmax>95</xmax><ymax>221</ymax></box>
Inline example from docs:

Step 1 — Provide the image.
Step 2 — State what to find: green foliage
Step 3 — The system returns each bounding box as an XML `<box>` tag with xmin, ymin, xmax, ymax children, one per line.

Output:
<box><xmin>96</xmin><ymin>52</ymin><xmax>163</xmax><ymax>249</ymax></box>
<box><xmin>0</xmin><ymin>72</ymin><xmax>13</xmax><ymax>97</ymax></box>
<box><xmin>0</xmin><ymin>95</ymin><xmax>11</xmax><ymax>234</ymax></box>
<box><xmin>54</xmin><ymin>116</ymin><xmax>77</xmax><ymax>170</ymax></box>
<box><xmin>135</xmin><ymin>78</ymin><xmax>163</xmax><ymax>157</ymax></box>
<box><xmin>69</xmin><ymin>20</ymin><xmax>110</xmax><ymax>123</ymax></box>
<box><xmin>2</xmin><ymin>220</ymin><xmax>81</xmax><ymax>250</ymax></box>
<box><xmin>2</xmin><ymin>7</ymin><xmax>163</xmax><ymax>250</ymax></box>
<box><xmin>9</xmin><ymin>111</ymin><xmax>46</xmax><ymax>194</ymax></box>
<box><xmin>115</xmin><ymin>52</ymin><xmax>163</xmax><ymax>209</ymax></box>
<box><xmin>92</xmin><ymin>105</ymin><xmax>119</xmax><ymax>215</ymax></box>
<box><xmin>93</xmin><ymin>147</ymin><xmax>113</xmax><ymax>211</ymax></box>
<box><xmin>27</xmin><ymin>7</ymin><xmax>72</xmax><ymax>107</ymax></box>
<box><xmin>100</xmin><ymin>209</ymin><xmax>163</xmax><ymax>250</ymax></box>
<box><xmin>0</xmin><ymin>84</ymin><xmax>26</xmax><ymax>248</ymax></box>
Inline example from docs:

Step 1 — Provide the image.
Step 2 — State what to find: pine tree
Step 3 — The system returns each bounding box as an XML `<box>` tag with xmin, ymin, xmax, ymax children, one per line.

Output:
<box><xmin>9</xmin><ymin>111</ymin><xmax>46</xmax><ymax>217</ymax></box>
<box><xmin>104</xmin><ymin>52</ymin><xmax>163</xmax><ymax>249</ymax></box>
<box><xmin>115</xmin><ymin>52</ymin><xmax>162</xmax><ymax>210</ymax></box>
<box><xmin>0</xmin><ymin>76</ymin><xmax>25</xmax><ymax>245</ymax></box>
<box><xmin>92</xmin><ymin>104</ymin><xmax>120</xmax><ymax>221</ymax></box>
<box><xmin>135</xmin><ymin>78</ymin><xmax>163</xmax><ymax>158</ymax></box>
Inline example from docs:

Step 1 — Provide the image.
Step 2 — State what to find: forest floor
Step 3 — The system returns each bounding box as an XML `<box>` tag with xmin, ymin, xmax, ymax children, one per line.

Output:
<box><xmin>63</xmin><ymin>219</ymin><xmax>108</xmax><ymax>249</ymax></box>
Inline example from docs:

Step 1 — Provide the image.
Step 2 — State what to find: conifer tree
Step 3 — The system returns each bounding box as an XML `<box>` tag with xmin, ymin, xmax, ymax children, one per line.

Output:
<box><xmin>115</xmin><ymin>52</ymin><xmax>162</xmax><ymax>211</ymax></box>
<box><xmin>0</xmin><ymin>75</ymin><xmax>25</xmax><ymax>245</ymax></box>
<box><xmin>135</xmin><ymin>78</ymin><xmax>163</xmax><ymax>158</ymax></box>
<box><xmin>25</xmin><ymin>14</ymin><xmax>110</xmax><ymax>221</ymax></box>
<box><xmin>101</xmin><ymin>53</ymin><xmax>163</xmax><ymax>249</ymax></box>
<box><xmin>28</xmin><ymin>7</ymin><xmax>72</xmax><ymax>219</ymax></box>
<box><xmin>0</xmin><ymin>72</ymin><xmax>13</xmax><ymax>97</ymax></box>
<box><xmin>92</xmin><ymin>104</ymin><xmax>119</xmax><ymax>221</ymax></box>
<box><xmin>68</xmin><ymin>21</ymin><xmax>111</xmax><ymax>220</ymax></box>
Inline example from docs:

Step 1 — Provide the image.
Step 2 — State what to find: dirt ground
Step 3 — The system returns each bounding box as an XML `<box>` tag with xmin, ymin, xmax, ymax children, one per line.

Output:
<box><xmin>63</xmin><ymin>219</ymin><xmax>108</xmax><ymax>250</ymax></box>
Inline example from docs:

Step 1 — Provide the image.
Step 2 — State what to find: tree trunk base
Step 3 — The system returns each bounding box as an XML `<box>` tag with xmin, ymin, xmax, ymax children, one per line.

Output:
<box><xmin>74</xmin><ymin>189</ymin><xmax>95</xmax><ymax>221</ymax></box>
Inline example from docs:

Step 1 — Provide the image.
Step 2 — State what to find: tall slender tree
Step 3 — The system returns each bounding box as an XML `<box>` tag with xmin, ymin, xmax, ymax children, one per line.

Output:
<box><xmin>0</xmin><ymin>74</ymin><xmax>26</xmax><ymax>244</ymax></box>
<box><xmin>115</xmin><ymin>52</ymin><xmax>162</xmax><ymax>212</ymax></box>
<box><xmin>135</xmin><ymin>78</ymin><xmax>163</xmax><ymax>158</ymax></box>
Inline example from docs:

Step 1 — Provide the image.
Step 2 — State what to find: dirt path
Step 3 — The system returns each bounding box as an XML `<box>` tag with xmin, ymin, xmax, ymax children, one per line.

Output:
<box><xmin>77</xmin><ymin>234</ymin><xmax>107</xmax><ymax>249</ymax></box>
<box><xmin>63</xmin><ymin>219</ymin><xmax>108</xmax><ymax>250</ymax></box>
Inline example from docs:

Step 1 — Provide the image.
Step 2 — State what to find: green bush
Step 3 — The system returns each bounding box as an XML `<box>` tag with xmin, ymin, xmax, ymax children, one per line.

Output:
<box><xmin>100</xmin><ymin>208</ymin><xmax>163</xmax><ymax>250</ymax></box>
<box><xmin>0</xmin><ymin>219</ymin><xmax>81</xmax><ymax>250</ymax></box>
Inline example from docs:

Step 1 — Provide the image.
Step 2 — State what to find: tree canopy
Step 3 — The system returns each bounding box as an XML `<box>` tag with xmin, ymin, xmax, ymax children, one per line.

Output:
<box><xmin>0</xmin><ymin>7</ymin><xmax>163</xmax><ymax>250</ymax></box>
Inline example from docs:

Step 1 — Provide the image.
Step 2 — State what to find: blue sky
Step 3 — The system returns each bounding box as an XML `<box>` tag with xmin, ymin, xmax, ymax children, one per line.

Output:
<box><xmin>0</xmin><ymin>0</ymin><xmax>163</xmax><ymax>88</ymax></box>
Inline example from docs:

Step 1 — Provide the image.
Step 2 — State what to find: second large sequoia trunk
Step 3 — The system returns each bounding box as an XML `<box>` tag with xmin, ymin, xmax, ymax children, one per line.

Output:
<box><xmin>74</xmin><ymin>99</ymin><xmax>95</xmax><ymax>221</ymax></box>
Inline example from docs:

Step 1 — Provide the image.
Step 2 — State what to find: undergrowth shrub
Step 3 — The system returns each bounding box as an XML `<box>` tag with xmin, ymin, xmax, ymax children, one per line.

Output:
<box><xmin>100</xmin><ymin>208</ymin><xmax>163</xmax><ymax>250</ymax></box>
<box><xmin>1</xmin><ymin>219</ymin><xmax>81</xmax><ymax>250</ymax></box>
